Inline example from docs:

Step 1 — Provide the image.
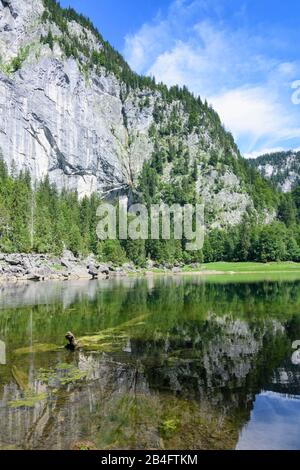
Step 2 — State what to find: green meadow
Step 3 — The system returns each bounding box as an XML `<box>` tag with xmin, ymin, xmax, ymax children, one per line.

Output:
<box><xmin>200</xmin><ymin>262</ymin><xmax>300</xmax><ymax>272</ymax></box>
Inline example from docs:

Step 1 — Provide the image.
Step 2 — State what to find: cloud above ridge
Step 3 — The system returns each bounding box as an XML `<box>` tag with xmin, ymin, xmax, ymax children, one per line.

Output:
<box><xmin>124</xmin><ymin>0</ymin><xmax>300</xmax><ymax>156</ymax></box>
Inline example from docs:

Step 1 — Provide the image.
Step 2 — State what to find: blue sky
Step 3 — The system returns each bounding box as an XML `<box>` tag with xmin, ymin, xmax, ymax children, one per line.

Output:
<box><xmin>60</xmin><ymin>0</ymin><xmax>300</xmax><ymax>157</ymax></box>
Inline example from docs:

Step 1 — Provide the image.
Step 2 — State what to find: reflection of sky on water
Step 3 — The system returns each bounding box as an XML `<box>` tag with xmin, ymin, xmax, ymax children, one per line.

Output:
<box><xmin>237</xmin><ymin>391</ymin><xmax>300</xmax><ymax>450</ymax></box>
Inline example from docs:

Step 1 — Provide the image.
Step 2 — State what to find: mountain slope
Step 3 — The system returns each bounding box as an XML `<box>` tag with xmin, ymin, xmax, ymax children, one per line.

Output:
<box><xmin>250</xmin><ymin>151</ymin><xmax>300</xmax><ymax>192</ymax></box>
<box><xmin>0</xmin><ymin>0</ymin><xmax>277</xmax><ymax>228</ymax></box>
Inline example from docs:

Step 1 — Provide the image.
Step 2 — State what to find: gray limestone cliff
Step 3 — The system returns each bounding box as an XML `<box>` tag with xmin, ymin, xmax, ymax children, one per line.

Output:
<box><xmin>250</xmin><ymin>150</ymin><xmax>300</xmax><ymax>193</ymax></box>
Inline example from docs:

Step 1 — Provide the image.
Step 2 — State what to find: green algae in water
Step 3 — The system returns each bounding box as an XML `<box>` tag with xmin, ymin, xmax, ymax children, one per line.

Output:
<box><xmin>70</xmin><ymin>441</ymin><xmax>97</xmax><ymax>451</ymax></box>
<box><xmin>92</xmin><ymin>392</ymin><xmax>240</xmax><ymax>450</ymax></box>
<box><xmin>159</xmin><ymin>418</ymin><xmax>180</xmax><ymax>439</ymax></box>
<box><xmin>10</xmin><ymin>366</ymin><xmax>47</xmax><ymax>408</ymax></box>
<box><xmin>80</xmin><ymin>314</ymin><xmax>148</xmax><ymax>340</ymax></box>
<box><xmin>79</xmin><ymin>314</ymin><xmax>148</xmax><ymax>351</ymax></box>
<box><xmin>8</xmin><ymin>390</ymin><xmax>47</xmax><ymax>409</ymax></box>
<box><xmin>11</xmin><ymin>365</ymin><xmax>29</xmax><ymax>391</ymax></box>
<box><xmin>0</xmin><ymin>444</ymin><xmax>20</xmax><ymax>450</ymax></box>
<box><xmin>38</xmin><ymin>363</ymin><xmax>87</xmax><ymax>387</ymax></box>
<box><xmin>12</xmin><ymin>315</ymin><xmax>148</xmax><ymax>356</ymax></box>
<box><xmin>14</xmin><ymin>343</ymin><xmax>61</xmax><ymax>355</ymax></box>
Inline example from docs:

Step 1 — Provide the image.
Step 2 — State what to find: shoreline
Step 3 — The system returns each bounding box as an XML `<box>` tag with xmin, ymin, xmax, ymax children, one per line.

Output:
<box><xmin>2</xmin><ymin>266</ymin><xmax>300</xmax><ymax>285</ymax></box>
<box><xmin>0</xmin><ymin>268</ymin><xmax>231</xmax><ymax>284</ymax></box>
<box><xmin>2</xmin><ymin>253</ymin><xmax>300</xmax><ymax>284</ymax></box>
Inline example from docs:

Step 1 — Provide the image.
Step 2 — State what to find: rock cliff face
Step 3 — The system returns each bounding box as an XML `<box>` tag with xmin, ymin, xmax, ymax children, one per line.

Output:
<box><xmin>0</xmin><ymin>0</ymin><xmax>271</xmax><ymax>227</ymax></box>
<box><xmin>251</xmin><ymin>150</ymin><xmax>300</xmax><ymax>192</ymax></box>
<box><xmin>0</xmin><ymin>0</ymin><xmax>156</xmax><ymax>198</ymax></box>
<box><xmin>0</xmin><ymin>1</ymin><xmax>141</xmax><ymax>198</ymax></box>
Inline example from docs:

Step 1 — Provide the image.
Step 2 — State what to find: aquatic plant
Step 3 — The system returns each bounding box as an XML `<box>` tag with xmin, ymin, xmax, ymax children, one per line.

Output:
<box><xmin>37</xmin><ymin>363</ymin><xmax>87</xmax><ymax>387</ymax></box>
<box><xmin>159</xmin><ymin>418</ymin><xmax>180</xmax><ymax>438</ymax></box>
<box><xmin>14</xmin><ymin>343</ymin><xmax>61</xmax><ymax>355</ymax></box>
<box><xmin>11</xmin><ymin>366</ymin><xmax>29</xmax><ymax>391</ymax></box>
<box><xmin>8</xmin><ymin>391</ymin><xmax>47</xmax><ymax>409</ymax></box>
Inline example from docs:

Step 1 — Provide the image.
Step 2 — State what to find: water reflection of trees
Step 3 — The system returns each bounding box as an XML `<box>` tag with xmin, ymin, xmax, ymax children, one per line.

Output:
<box><xmin>0</xmin><ymin>278</ymin><xmax>300</xmax><ymax>449</ymax></box>
<box><xmin>2</xmin><ymin>278</ymin><xmax>300</xmax><ymax>345</ymax></box>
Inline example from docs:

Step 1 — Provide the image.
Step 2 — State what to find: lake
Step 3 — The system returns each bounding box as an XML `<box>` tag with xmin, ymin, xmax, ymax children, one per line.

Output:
<box><xmin>0</xmin><ymin>275</ymin><xmax>300</xmax><ymax>450</ymax></box>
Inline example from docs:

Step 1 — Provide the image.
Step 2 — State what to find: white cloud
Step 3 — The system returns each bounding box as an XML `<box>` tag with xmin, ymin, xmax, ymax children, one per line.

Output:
<box><xmin>125</xmin><ymin>19</ymin><xmax>272</xmax><ymax>95</ymax></box>
<box><xmin>123</xmin><ymin>0</ymin><xmax>300</xmax><ymax>154</ymax></box>
<box><xmin>148</xmin><ymin>41</ymin><xmax>204</xmax><ymax>89</ymax></box>
<box><xmin>209</xmin><ymin>86</ymin><xmax>300</xmax><ymax>151</ymax></box>
<box><xmin>277</xmin><ymin>62</ymin><xmax>298</xmax><ymax>76</ymax></box>
<box><xmin>124</xmin><ymin>21</ymin><xmax>173</xmax><ymax>74</ymax></box>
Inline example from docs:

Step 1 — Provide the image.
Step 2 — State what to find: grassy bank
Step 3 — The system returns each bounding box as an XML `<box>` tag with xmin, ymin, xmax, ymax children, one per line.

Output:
<box><xmin>176</xmin><ymin>262</ymin><xmax>300</xmax><ymax>283</ymax></box>
<box><xmin>196</xmin><ymin>262</ymin><xmax>300</xmax><ymax>273</ymax></box>
<box><xmin>142</xmin><ymin>262</ymin><xmax>300</xmax><ymax>283</ymax></box>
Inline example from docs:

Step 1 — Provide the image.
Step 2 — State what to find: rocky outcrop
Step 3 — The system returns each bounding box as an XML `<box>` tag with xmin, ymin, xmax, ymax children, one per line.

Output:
<box><xmin>0</xmin><ymin>250</ymin><xmax>195</xmax><ymax>283</ymax></box>
<box><xmin>0</xmin><ymin>251</ymin><xmax>133</xmax><ymax>281</ymax></box>
<box><xmin>250</xmin><ymin>150</ymin><xmax>300</xmax><ymax>192</ymax></box>
<box><xmin>0</xmin><ymin>56</ymin><xmax>140</xmax><ymax>198</ymax></box>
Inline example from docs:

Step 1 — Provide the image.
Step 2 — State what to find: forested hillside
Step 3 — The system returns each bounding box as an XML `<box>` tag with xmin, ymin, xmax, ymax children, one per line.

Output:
<box><xmin>2</xmin><ymin>155</ymin><xmax>300</xmax><ymax>264</ymax></box>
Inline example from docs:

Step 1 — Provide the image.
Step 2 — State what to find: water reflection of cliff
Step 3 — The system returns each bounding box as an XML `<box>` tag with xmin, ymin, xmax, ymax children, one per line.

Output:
<box><xmin>0</xmin><ymin>277</ymin><xmax>300</xmax><ymax>450</ymax></box>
